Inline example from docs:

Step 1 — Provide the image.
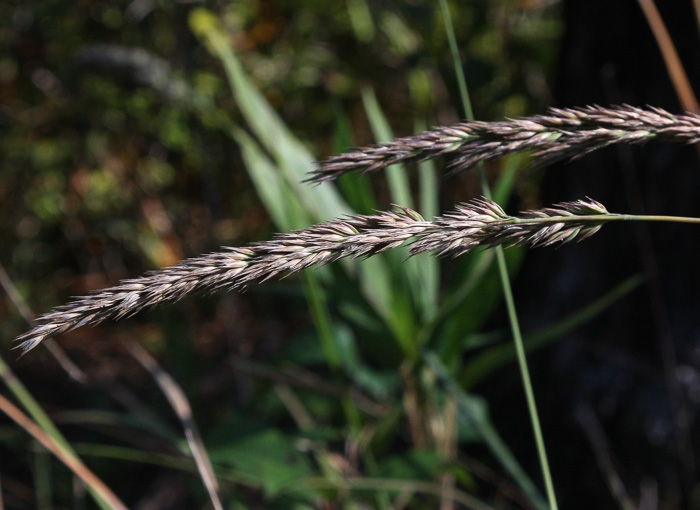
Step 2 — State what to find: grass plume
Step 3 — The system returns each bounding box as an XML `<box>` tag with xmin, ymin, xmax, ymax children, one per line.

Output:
<box><xmin>308</xmin><ymin>105</ymin><xmax>700</xmax><ymax>183</ymax></box>
<box><xmin>15</xmin><ymin>197</ymin><xmax>616</xmax><ymax>354</ymax></box>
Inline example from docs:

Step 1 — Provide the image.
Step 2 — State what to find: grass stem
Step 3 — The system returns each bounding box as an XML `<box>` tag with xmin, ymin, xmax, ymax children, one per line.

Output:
<box><xmin>439</xmin><ymin>2</ymin><xmax>558</xmax><ymax>509</ymax></box>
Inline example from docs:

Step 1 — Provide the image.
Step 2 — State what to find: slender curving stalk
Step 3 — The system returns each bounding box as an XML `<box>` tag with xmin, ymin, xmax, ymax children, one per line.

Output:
<box><xmin>14</xmin><ymin>197</ymin><xmax>700</xmax><ymax>355</ymax></box>
<box><xmin>438</xmin><ymin>4</ymin><xmax>557</xmax><ymax>505</ymax></box>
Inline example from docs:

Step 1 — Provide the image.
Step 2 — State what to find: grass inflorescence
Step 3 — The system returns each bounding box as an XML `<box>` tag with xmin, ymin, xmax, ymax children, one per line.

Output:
<box><xmin>14</xmin><ymin>188</ymin><xmax>700</xmax><ymax>355</ymax></box>
<box><xmin>13</xmin><ymin>106</ymin><xmax>700</xmax><ymax>357</ymax></box>
<box><xmin>10</xmin><ymin>99</ymin><xmax>700</xmax><ymax>510</ymax></box>
<box><xmin>308</xmin><ymin>105</ymin><xmax>700</xmax><ymax>182</ymax></box>
<box><xmin>14</xmin><ymin>197</ymin><xmax>621</xmax><ymax>354</ymax></box>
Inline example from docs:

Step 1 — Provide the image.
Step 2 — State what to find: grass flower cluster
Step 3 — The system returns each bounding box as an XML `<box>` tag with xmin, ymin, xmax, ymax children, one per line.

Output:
<box><xmin>15</xmin><ymin>105</ymin><xmax>700</xmax><ymax>355</ymax></box>
<box><xmin>15</xmin><ymin>196</ymin><xmax>617</xmax><ymax>353</ymax></box>
<box><xmin>11</xmin><ymin>99</ymin><xmax>700</xmax><ymax>510</ymax></box>
<box><xmin>309</xmin><ymin>105</ymin><xmax>700</xmax><ymax>182</ymax></box>
<box><xmin>6</xmin><ymin>3</ymin><xmax>700</xmax><ymax>509</ymax></box>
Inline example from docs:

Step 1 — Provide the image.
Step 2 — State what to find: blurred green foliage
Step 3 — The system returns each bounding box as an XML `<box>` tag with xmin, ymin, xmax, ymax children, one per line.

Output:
<box><xmin>0</xmin><ymin>1</ymin><xmax>579</xmax><ymax>508</ymax></box>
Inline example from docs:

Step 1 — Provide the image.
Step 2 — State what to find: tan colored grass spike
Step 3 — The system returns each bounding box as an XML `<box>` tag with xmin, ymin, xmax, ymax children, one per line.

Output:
<box><xmin>307</xmin><ymin>105</ymin><xmax>700</xmax><ymax>183</ymax></box>
<box><xmin>14</xmin><ymin>198</ymin><xmax>615</xmax><ymax>354</ymax></box>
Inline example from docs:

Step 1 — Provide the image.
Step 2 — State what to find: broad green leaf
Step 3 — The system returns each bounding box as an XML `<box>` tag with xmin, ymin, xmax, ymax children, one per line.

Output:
<box><xmin>209</xmin><ymin>428</ymin><xmax>313</xmax><ymax>497</ymax></box>
<box><xmin>378</xmin><ymin>450</ymin><xmax>446</xmax><ymax>480</ymax></box>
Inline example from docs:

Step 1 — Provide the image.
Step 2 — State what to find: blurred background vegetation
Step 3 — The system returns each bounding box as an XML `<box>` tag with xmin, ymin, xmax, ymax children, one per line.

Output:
<box><xmin>3</xmin><ymin>0</ymin><xmax>671</xmax><ymax>508</ymax></box>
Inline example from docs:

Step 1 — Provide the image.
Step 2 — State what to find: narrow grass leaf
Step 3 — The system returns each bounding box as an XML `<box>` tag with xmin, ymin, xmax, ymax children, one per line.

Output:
<box><xmin>189</xmin><ymin>8</ymin><xmax>349</xmax><ymax>221</ymax></box>
<box><xmin>445</xmin><ymin>248</ymin><xmax>524</xmax><ymax>357</ymax></box>
<box><xmin>327</xmin><ymin>100</ymin><xmax>405</xmax><ymax>344</ymax></box>
<box><xmin>0</xmin><ymin>393</ymin><xmax>127</xmax><ymax>510</ymax></box>
<box><xmin>33</xmin><ymin>445</ymin><xmax>52</xmax><ymax>510</ymax></box>
<box><xmin>190</xmin><ymin>9</ymin><xmax>404</xmax><ymax>346</ymax></box>
<box><xmin>360</xmin><ymin>87</ymin><xmax>413</xmax><ymax>209</ymax></box>
<box><xmin>346</xmin><ymin>0</ymin><xmax>375</xmax><ymax>42</ymax></box>
<box><xmin>331</xmin><ymin>99</ymin><xmax>377</xmax><ymax>214</ymax></box>
<box><xmin>460</xmin><ymin>275</ymin><xmax>645</xmax><ymax>388</ymax></box>
<box><xmin>492</xmin><ymin>154</ymin><xmax>523</xmax><ymax>205</ymax></box>
<box><xmin>0</xmin><ymin>357</ymin><xmax>113</xmax><ymax>509</ymax></box>
<box><xmin>56</xmin><ymin>409</ymin><xmax>180</xmax><ymax>446</ymax></box>
<box><xmin>233</xmin><ymin>127</ymin><xmax>307</xmax><ymax>231</ymax></box>
<box><xmin>300</xmin><ymin>272</ymin><xmax>340</xmax><ymax>370</ymax></box>
<box><xmin>432</xmin><ymin>154</ymin><xmax>521</xmax><ymax>355</ymax></box>
<box><xmin>415</xmin><ymin>118</ymin><xmax>440</xmax><ymax>321</ymax></box>
<box><xmin>361</xmin><ymin>87</ymin><xmax>424</xmax><ymax>338</ymax></box>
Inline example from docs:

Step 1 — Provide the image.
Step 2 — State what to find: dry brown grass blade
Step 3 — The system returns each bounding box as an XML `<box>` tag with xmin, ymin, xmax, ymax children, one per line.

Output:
<box><xmin>612</xmin><ymin>8</ymin><xmax>700</xmax><ymax>484</ymax></box>
<box><xmin>637</xmin><ymin>0</ymin><xmax>699</xmax><ymax>113</ymax></box>
<box><xmin>0</xmin><ymin>392</ymin><xmax>127</xmax><ymax>510</ymax></box>
<box><xmin>273</xmin><ymin>383</ymin><xmax>315</xmax><ymax>431</ymax></box>
<box><xmin>125</xmin><ymin>342</ymin><xmax>224</xmax><ymax>510</ymax></box>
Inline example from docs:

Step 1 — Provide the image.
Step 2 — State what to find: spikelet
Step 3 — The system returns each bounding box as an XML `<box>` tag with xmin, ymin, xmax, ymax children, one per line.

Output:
<box><xmin>15</xmin><ymin>198</ymin><xmax>614</xmax><ymax>354</ymax></box>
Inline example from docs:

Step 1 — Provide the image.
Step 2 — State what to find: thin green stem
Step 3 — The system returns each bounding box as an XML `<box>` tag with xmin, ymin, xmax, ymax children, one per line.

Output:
<box><xmin>439</xmin><ymin>2</ymin><xmax>557</xmax><ymax>509</ymax></box>
<box><xmin>439</xmin><ymin>0</ymin><xmax>473</xmax><ymax>120</ymax></box>
<box><xmin>493</xmin><ymin>202</ymin><xmax>700</xmax><ymax>510</ymax></box>
<box><xmin>484</xmin><ymin>182</ymin><xmax>559</xmax><ymax>510</ymax></box>
<box><xmin>484</xmin><ymin>204</ymin><xmax>700</xmax><ymax>510</ymax></box>
<box><xmin>617</xmin><ymin>214</ymin><xmax>700</xmax><ymax>224</ymax></box>
<box><xmin>508</xmin><ymin>213</ymin><xmax>700</xmax><ymax>226</ymax></box>
<box><xmin>495</xmin><ymin>248</ymin><xmax>558</xmax><ymax>509</ymax></box>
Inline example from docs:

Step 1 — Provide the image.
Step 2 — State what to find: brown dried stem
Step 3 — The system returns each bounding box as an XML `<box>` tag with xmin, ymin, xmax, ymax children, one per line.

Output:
<box><xmin>0</xmin><ymin>392</ymin><xmax>128</xmax><ymax>510</ymax></box>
